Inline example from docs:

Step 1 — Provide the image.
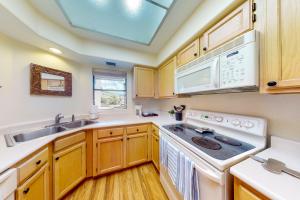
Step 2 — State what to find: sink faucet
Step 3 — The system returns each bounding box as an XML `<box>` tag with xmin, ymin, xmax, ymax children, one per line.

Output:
<box><xmin>55</xmin><ymin>113</ymin><xmax>64</xmax><ymax>124</ymax></box>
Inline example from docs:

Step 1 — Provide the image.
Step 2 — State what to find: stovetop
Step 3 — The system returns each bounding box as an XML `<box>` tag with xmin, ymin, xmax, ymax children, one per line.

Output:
<box><xmin>163</xmin><ymin>123</ymin><xmax>255</xmax><ymax>160</ymax></box>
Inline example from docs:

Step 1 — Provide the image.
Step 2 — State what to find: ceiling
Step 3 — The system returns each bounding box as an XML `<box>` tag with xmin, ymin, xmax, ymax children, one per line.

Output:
<box><xmin>28</xmin><ymin>0</ymin><xmax>202</xmax><ymax>53</ymax></box>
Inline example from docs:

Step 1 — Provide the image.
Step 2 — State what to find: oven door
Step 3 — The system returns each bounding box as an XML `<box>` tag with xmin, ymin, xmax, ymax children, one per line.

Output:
<box><xmin>175</xmin><ymin>57</ymin><xmax>219</xmax><ymax>94</ymax></box>
<box><xmin>160</xmin><ymin>130</ymin><xmax>231</xmax><ymax>200</ymax></box>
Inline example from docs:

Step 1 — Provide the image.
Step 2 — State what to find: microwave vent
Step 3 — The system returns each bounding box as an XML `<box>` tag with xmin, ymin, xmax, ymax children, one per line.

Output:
<box><xmin>177</xmin><ymin>33</ymin><xmax>247</xmax><ymax>73</ymax></box>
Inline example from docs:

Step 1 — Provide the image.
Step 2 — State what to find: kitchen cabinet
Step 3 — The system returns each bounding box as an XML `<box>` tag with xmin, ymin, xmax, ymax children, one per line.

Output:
<box><xmin>261</xmin><ymin>0</ymin><xmax>300</xmax><ymax>93</ymax></box>
<box><xmin>53</xmin><ymin>142</ymin><xmax>86</xmax><ymax>200</ymax></box>
<box><xmin>16</xmin><ymin>163</ymin><xmax>49</xmax><ymax>200</ymax></box>
<box><xmin>234</xmin><ymin>177</ymin><xmax>269</xmax><ymax>200</ymax></box>
<box><xmin>201</xmin><ymin>0</ymin><xmax>253</xmax><ymax>52</ymax></box>
<box><xmin>126</xmin><ymin>133</ymin><xmax>148</xmax><ymax>167</ymax></box>
<box><xmin>97</xmin><ymin>136</ymin><xmax>124</xmax><ymax>175</ymax></box>
<box><xmin>133</xmin><ymin>66</ymin><xmax>155</xmax><ymax>98</ymax></box>
<box><xmin>158</xmin><ymin>57</ymin><xmax>176</xmax><ymax>98</ymax></box>
<box><xmin>176</xmin><ymin>39</ymin><xmax>199</xmax><ymax>68</ymax></box>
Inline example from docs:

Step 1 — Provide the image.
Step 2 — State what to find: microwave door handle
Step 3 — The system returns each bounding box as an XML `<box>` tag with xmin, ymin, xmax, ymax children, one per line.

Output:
<box><xmin>211</xmin><ymin>59</ymin><xmax>219</xmax><ymax>88</ymax></box>
<box><xmin>194</xmin><ymin>165</ymin><xmax>224</xmax><ymax>185</ymax></box>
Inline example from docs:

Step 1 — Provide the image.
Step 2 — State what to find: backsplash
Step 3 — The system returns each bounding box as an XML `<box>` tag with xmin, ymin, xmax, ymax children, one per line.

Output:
<box><xmin>158</xmin><ymin>92</ymin><xmax>300</xmax><ymax>142</ymax></box>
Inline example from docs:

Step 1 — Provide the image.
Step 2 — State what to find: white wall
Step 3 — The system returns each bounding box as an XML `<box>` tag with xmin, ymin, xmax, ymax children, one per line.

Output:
<box><xmin>0</xmin><ymin>33</ymin><xmax>93</xmax><ymax>126</ymax></box>
<box><xmin>0</xmin><ymin>33</ymin><xmax>159</xmax><ymax>127</ymax></box>
<box><xmin>159</xmin><ymin>93</ymin><xmax>300</xmax><ymax>142</ymax></box>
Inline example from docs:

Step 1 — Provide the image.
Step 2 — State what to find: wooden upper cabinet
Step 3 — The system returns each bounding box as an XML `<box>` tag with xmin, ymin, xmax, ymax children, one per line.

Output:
<box><xmin>158</xmin><ymin>57</ymin><xmax>176</xmax><ymax>98</ymax></box>
<box><xmin>201</xmin><ymin>0</ymin><xmax>253</xmax><ymax>52</ymax></box>
<box><xmin>97</xmin><ymin>136</ymin><xmax>124</xmax><ymax>175</ymax></box>
<box><xmin>17</xmin><ymin>164</ymin><xmax>49</xmax><ymax>200</ymax></box>
<box><xmin>176</xmin><ymin>38</ymin><xmax>200</xmax><ymax>68</ymax></box>
<box><xmin>261</xmin><ymin>0</ymin><xmax>300</xmax><ymax>93</ymax></box>
<box><xmin>53</xmin><ymin>142</ymin><xmax>86</xmax><ymax>200</ymax></box>
<box><xmin>134</xmin><ymin>67</ymin><xmax>155</xmax><ymax>98</ymax></box>
<box><xmin>126</xmin><ymin>133</ymin><xmax>148</xmax><ymax>167</ymax></box>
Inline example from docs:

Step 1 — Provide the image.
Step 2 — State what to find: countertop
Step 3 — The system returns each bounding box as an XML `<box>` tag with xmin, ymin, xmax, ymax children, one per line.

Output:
<box><xmin>230</xmin><ymin>136</ymin><xmax>300</xmax><ymax>200</ymax></box>
<box><xmin>0</xmin><ymin>113</ymin><xmax>177</xmax><ymax>174</ymax></box>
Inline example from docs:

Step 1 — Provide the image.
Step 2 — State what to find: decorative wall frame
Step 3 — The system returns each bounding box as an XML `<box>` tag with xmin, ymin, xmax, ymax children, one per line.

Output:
<box><xmin>30</xmin><ymin>63</ymin><xmax>72</xmax><ymax>96</ymax></box>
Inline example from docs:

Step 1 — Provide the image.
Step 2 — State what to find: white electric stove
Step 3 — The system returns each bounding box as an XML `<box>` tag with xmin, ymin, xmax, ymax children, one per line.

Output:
<box><xmin>159</xmin><ymin>109</ymin><xmax>267</xmax><ymax>200</ymax></box>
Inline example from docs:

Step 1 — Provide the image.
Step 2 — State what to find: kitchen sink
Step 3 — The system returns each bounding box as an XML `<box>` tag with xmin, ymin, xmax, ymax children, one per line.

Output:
<box><xmin>62</xmin><ymin>120</ymin><xmax>96</xmax><ymax>129</ymax></box>
<box><xmin>4</xmin><ymin>119</ymin><xmax>97</xmax><ymax>147</ymax></box>
<box><xmin>12</xmin><ymin>126</ymin><xmax>67</xmax><ymax>143</ymax></box>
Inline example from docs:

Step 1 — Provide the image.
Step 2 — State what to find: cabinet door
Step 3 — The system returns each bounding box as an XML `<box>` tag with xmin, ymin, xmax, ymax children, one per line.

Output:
<box><xmin>134</xmin><ymin>67</ymin><xmax>155</xmax><ymax>97</ymax></box>
<box><xmin>177</xmin><ymin>39</ymin><xmax>199</xmax><ymax>68</ymax></box>
<box><xmin>202</xmin><ymin>0</ymin><xmax>252</xmax><ymax>52</ymax></box>
<box><xmin>158</xmin><ymin>57</ymin><xmax>176</xmax><ymax>98</ymax></box>
<box><xmin>126</xmin><ymin>133</ymin><xmax>148</xmax><ymax>167</ymax></box>
<box><xmin>262</xmin><ymin>0</ymin><xmax>300</xmax><ymax>93</ymax></box>
<box><xmin>17</xmin><ymin>163</ymin><xmax>49</xmax><ymax>200</ymax></box>
<box><xmin>97</xmin><ymin>136</ymin><xmax>123</xmax><ymax>175</ymax></box>
<box><xmin>151</xmin><ymin>134</ymin><xmax>159</xmax><ymax>171</ymax></box>
<box><xmin>53</xmin><ymin>142</ymin><xmax>86</xmax><ymax>200</ymax></box>
<box><xmin>234</xmin><ymin>177</ymin><xmax>269</xmax><ymax>200</ymax></box>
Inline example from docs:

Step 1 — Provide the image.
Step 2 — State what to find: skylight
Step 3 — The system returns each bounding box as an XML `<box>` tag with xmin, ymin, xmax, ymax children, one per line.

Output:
<box><xmin>56</xmin><ymin>0</ymin><xmax>175</xmax><ymax>45</ymax></box>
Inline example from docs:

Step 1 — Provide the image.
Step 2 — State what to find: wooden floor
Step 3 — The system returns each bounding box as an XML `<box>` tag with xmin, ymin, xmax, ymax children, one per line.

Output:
<box><xmin>63</xmin><ymin>163</ymin><xmax>168</xmax><ymax>200</ymax></box>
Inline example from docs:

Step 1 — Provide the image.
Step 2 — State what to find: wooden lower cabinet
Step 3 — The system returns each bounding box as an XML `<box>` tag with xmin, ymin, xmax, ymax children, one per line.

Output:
<box><xmin>126</xmin><ymin>133</ymin><xmax>148</xmax><ymax>167</ymax></box>
<box><xmin>53</xmin><ymin>142</ymin><xmax>86</xmax><ymax>200</ymax></box>
<box><xmin>151</xmin><ymin>133</ymin><xmax>159</xmax><ymax>170</ymax></box>
<box><xmin>16</xmin><ymin>163</ymin><xmax>49</xmax><ymax>200</ymax></box>
<box><xmin>97</xmin><ymin>136</ymin><xmax>124</xmax><ymax>175</ymax></box>
<box><xmin>234</xmin><ymin>177</ymin><xmax>269</xmax><ymax>200</ymax></box>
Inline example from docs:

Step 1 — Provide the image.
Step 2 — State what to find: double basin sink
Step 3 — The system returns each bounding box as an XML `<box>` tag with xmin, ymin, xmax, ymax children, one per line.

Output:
<box><xmin>5</xmin><ymin>119</ymin><xmax>96</xmax><ymax>147</ymax></box>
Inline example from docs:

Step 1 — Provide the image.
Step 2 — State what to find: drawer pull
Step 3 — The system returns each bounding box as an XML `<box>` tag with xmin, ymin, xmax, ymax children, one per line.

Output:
<box><xmin>203</xmin><ymin>47</ymin><xmax>207</xmax><ymax>51</ymax></box>
<box><xmin>110</xmin><ymin>131</ymin><xmax>113</xmax><ymax>135</ymax></box>
<box><xmin>36</xmin><ymin>160</ymin><xmax>41</xmax><ymax>165</ymax></box>
<box><xmin>267</xmin><ymin>81</ymin><xmax>277</xmax><ymax>87</ymax></box>
<box><xmin>55</xmin><ymin>157</ymin><xmax>60</xmax><ymax>161</ymax></box>
<box><xmin>136</xmin><ymin>129</ymin><xmax>139</xmax><ymax>132</ymax></box>
<box><xmin>156</xmin><ymin>139</ymin><xmax>159</xmax><ymax>142</ymax></box>
<box><xmin>23</xmin><ymin>188</ymin><xmax>30</xmax><ymax>194</ymax></box>
<box><xmin>194</xmin><ymin>53</ymin><xmax>198</xmax><ymax>56</ymax></box>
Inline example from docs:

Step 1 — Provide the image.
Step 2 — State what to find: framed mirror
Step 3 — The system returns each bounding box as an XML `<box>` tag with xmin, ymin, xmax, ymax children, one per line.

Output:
<box><xmin>30</xmin><ymin>63</ymin><xmax>72</xmax><ymax>96</ymax></box>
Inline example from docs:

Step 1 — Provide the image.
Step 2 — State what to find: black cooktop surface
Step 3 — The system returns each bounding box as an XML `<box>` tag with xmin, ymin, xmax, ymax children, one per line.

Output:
<box><xmin>163</xmin><ymin>123</ymin><xmax>255</xmax><ymax>160</ymax></box>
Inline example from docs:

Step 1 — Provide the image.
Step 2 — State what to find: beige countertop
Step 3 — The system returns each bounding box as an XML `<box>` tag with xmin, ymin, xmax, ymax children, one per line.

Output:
<box><xmin>0</xmin><ymin>113</ymin><xmax>177</xmax><ymax>174</ymax></box>
<box><xmin>230</xmin><ymin>136</ymin><xmax>300</xmax><ymax>200</ymax></box>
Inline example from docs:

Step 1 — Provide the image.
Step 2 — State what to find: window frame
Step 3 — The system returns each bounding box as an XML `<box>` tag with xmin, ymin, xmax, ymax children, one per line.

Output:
<box><xmin>93</xmin><ymin>73</ymin><xmax>128</xmax><ymax>109</ymax></box>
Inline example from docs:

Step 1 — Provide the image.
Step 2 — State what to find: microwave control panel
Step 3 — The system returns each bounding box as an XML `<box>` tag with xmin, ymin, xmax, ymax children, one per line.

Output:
<box><xmin>219</xmin><ymin>42</ymin><xmax>258</xmax><ymax>89</ymax></box>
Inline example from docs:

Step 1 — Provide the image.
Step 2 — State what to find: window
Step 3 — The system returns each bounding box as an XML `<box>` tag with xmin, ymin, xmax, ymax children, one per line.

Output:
<box><xmin>93</xmin><ymin>72</ymin><xmax>127</xmax><ymax>109</ymax></box>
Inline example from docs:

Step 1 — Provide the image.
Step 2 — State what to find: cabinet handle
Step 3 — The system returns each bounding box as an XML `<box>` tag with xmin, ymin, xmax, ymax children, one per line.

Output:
<box><xmin>127</xmin><ymin>138</ymin><xmax>130</xmax><ymax>140</ymax></box>
<box><xmin>267</xmin><ymin>81</ymin><xmax>277</xmax><ymax>87</ymax></box>
<box><xmin>203</xmin><ymin>47</ymin><xmax>207</xmax><ymax>51</ymax></box>
<box><xmin>136</xmin><ymin>94</ymin><xmax>138</xmax><ymax>97</ymax></box>
<box><xmin>156</xmin><ymin>139</ymin><xmax>159</xmax><ymax>142</ymax></box>
<box><xmin>110</xmin><ymin>131</ymin><xmax>113</xmax><ymax>135</ymax></box>
<box><xmin>36</xmin><ymin>160</ymin><xmax>41</xmax><ymax>165</ymax></box>
<box><xmin>23</xmin><ymin>188</ymin><xmax>30</xmax><ymax>194</ymax></box>
<box><xmin>194</xmin><ymin>53</ymin><xmax>198</xmax><ymax>57</ymax></box>
<box><xmin>173</xmin><ymin>92</ymin><xmax>175</xmax><ymax>95</ymax></box>
<box><xmin>136</xmin><ymin>129</ymin><xmax>139</xmax><ymax>132</ymax></box>
<box><xmin>55</xmin><ymin>157</ymin><xmax>60</xmax><ymax>161</ymax></box>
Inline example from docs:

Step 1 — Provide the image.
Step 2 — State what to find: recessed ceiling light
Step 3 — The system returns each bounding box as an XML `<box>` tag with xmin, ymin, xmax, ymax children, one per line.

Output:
<box><xmin>125</xmin><ymin>0</ymin><xmax>142</xmax><ymax>13</ymax></box>
<box><xmin>49</xmin><ymin>48</ymin><xmax>62</xmax><ymax>55</ymax></box>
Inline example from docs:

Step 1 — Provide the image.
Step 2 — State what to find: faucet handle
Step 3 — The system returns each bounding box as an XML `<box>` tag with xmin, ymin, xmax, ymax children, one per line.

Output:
<box><xmin>72</xmin><ymin>114</ymin><xmax>75</xmax><ymax>122</ymax></box>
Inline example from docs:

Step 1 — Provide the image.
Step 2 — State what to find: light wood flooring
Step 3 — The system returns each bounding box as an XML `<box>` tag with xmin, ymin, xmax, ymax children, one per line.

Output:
<box><xmin>63</xmin><ymin>163</ymin><xmax>168</xmax><ymax>200</ymax></box>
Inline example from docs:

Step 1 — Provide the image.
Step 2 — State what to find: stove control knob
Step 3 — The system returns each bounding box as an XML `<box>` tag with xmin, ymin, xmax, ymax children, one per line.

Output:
<box><xmin>215</xmin><ymin>116</ymin><xmax>223</xmax><ymax>122</ymax></box>
<box><xmin>232</xmin><ymin>119</ymin><xmax>241</xmax><ymax>126</ymax></box>
<box><xmin>243</xmin><ymin>121</ymin><xmax>254</xmax><ymax>128</ymax></box>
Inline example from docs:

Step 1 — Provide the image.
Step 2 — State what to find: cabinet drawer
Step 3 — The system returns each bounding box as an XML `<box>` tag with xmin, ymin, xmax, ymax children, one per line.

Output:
<box><xmin>152</xmin><ymin>125</ymin><xmax>159</xmax><ymax>137</ymax></box>
<box><xmin>18</xmin><ymin>148</ymin><xmax>49</xmax><ymax>183</ymax></box>
<box><xmin>97</xmin><ymin>128</ymin><xmax>124</xmax><ymax>138</ymax></box>
<box><xmin>54</xmin><ymin>132</ymin><xmax>85</xmax><ymax>152</ymax></box>
<box><xmin>126</xmin><ymin>125</ymin><xmax>149</xmax><ymax>135</ymax></box>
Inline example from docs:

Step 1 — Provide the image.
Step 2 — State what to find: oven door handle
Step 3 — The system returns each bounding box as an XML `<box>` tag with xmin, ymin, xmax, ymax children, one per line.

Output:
<box><xmin>194</xmin><ymin>165</ymin><xmax>224</xmax><ymax>185</ymax></box>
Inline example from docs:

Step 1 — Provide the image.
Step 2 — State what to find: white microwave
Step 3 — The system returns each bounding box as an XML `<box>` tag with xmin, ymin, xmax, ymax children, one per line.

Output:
<box><xmin>175</xmin><ymin>30</ymin><xmax>259</xmax><ymax>94</ymax></box>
